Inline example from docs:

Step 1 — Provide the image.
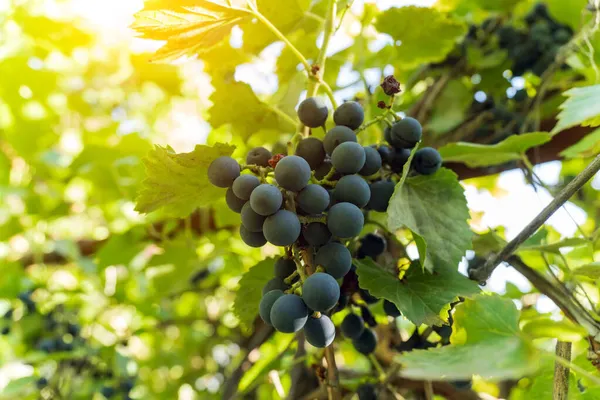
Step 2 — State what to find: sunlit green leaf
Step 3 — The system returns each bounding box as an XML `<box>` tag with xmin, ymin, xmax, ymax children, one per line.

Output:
<box><xmin>553</xmin><ymin>85</ymin><xmax>600</xmax><ymax>134</ymax></box>
<box><xmin>233</xmin><ymin>258</ymin><xmax>277</xmax><ymax>330</ymax></box>
<box><xmin>438</xmin><ymin>132</ymin><xmax>552</xmax><ymax>168</ymax></box>
<box><xmin>375</xmin><ymin>6</ymin><xmax>467</xmax><ymax>69</ymax></box>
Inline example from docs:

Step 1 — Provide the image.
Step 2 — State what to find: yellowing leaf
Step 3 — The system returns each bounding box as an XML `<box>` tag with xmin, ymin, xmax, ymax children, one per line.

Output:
<box><xmin>135</xmin><ymin>143</ymin><xmax>236</xmax><ymax>217</ymax></box>
<box><xmin>375</xmin><ymin>7</ymin><xmax>467</xmax><ymax>69</ymax></box>
<box><xmin>438</xmin><ymin>132</ymin><xmax>552</xmax><ymax>168</ymax></box>
<box><xmin>132</xmin><ymin>1</ymin><xmax>257</xmax><ymax>62</ymax></box>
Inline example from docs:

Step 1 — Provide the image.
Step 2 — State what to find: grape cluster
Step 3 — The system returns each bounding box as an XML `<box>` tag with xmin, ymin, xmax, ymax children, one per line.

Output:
<box><xmin>498</xmin><ymin>3</ymin><xmax>573</xmax><ymax>77</ymax></box>
<box><xmin>2</xmin><ymin>291</ymin><xmax>136</xmax><ymax>399</ymax></box>
<box><xmin>207</xmin><ymin>96</ymin><xmax>443</xmax><ymax>349</ymax></box>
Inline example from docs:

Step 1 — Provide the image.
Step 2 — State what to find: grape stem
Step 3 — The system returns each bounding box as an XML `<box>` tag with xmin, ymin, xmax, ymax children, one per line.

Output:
<box><xmin>356</xmin><ymin>108</ymin><xmax>396</xmax><ymax>134</ymax></box>
<box><xmin>252</xmin><ymin>7</ymin><xmax>338</xmax><ymax>108</ymax></box>
<box><xmin>307</xmin><ymin>0</ymin><xmax>338</xmax><ymax>108</ymax></box>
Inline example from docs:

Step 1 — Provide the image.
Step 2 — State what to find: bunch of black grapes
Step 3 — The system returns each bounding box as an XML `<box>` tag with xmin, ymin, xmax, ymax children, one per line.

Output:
<box><xmin>207</xmin><ymin>97</ymin><xmax>442</xmax><ymax>348</ymax></box>
<box><xmin>496</xmin><ymin>2</ymin><xmax>573</xmax><ymax>77</ymax></box>
<box><xmin>2</xmin><ymin>291</ymin><xmax>136</xmax><ymax>399</ymax></box>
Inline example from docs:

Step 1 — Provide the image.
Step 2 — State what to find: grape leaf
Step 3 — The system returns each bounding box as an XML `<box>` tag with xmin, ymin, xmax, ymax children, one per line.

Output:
<box><xmin>241</xmin><ymin>0</ymin><xmax>312</xmax><ymax>53</ymax></box>
<box><xmin>438</xmin><ymin>132</ymin><xmax>552</xmax><ymax>168</ymax></box>
<box><xmin>398</xmin><ymin>295</ymin><xmax>539</xmax><ymax>380</ymax></box>
<box><xmin>573</xmin><ymin>262</ymin><xmax>600</xmax><ymax>279</ymax></box>
<box><xmin>233</xmin><ymin>257</ymin><xmax>276</xmax><ymax>330</ymax></box>
<box><xmin>135</xmin><ymin>143</ymin><xmax>236</xmax><ymax>217</ymax></box>
<box><xmin>552</xmin><ymin>84</ymin><xmax>600</xmax><ymax>134</ymax></box>
<box><xmin>427</xmin><ymin>80</ymin><xmax>472</xmax><ymax>135</ymax></box>
<box><xmin>519</xmin><ymin>237</ymin><xmax>591</xmax><ymax>254</ymax></box>
<box><xmin>375</xmin><ymin>7</ymin><xmax>467</xmax><ymax>69</ymax></box>
<box><xmin>354</xmin><ymin>259</ymin><xmax>479</xmax><ymax>326</ymax></box>
<box><xmin>132</xmin><ymin>1</ymin><xmax>257</xmax><ymax>62</ymax></box>
<box><xmin>451</xmin><ymin>294</ymin><xmax>520</xmax><ymax>344</ymax></box>
<box><xmin>522</xmin><ymin>318</ymin><xmax>587</xmax><ymax>342</ymax></box>
<box><xmin>387</xmin><ymin>168</ymin><xmax>471</xmax><ymax>272</ymax></box>
<box><xmin>209</xmin><ymin>79</ymin><xmax>290</xmax><ymax>139</ymax></box>
<box><xmin>560</xmin><ymin>127</ymin><xmax>600</xmax><ymax>159</ymax></box>
<box><xmin>546</xmin><ymin>0</ymin><xmax>588</xmax><ymax>29</ymax></box>
<box><xmin>399</xmin><ymin>337</ymin><xmax>538</xmax><ymax>380</ymax></box>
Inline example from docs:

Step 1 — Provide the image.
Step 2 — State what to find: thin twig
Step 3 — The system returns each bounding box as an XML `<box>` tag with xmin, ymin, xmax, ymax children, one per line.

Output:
<box><xmin>553</xmin><ymin>341</ymin><xmax>572</xmax><ymax>400</ymax></box>
<box><xmin>471</xmin><ymin>154</ymin><xmax>600</xmax><ymax>282</ymax></box>
<box><xmin>424</xmin><ymin>381</ymin><xmax>434</xmax><ymax>400</ymax></box>
<box><xmin>324</xmin><ymin>346</ymin><xmax>341</xmax><ymax>400</ymax></box>
<box><xmin>508</xmin><ymin>256</ymin><xmax>600</xmax><ymax>340</ymax></box>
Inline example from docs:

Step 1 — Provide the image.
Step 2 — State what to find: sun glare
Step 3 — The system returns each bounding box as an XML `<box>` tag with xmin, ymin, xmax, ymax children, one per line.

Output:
<box><xmin>69</xmin><ymin>0</ymin><xmax>143</xmax><ymax>33</ymax></box>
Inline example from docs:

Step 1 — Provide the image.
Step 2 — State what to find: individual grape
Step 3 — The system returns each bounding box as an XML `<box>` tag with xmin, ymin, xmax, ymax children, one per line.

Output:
<box><xmin>391</xmin><ymin>117</ymin><xmax>422</xmax><ymax>149</ymax></box>
<box><xmin>358</xmin><ymin>233</ymin><xmax>386</xmax><ymax>258</ymax></box>
<box><xmin>352</xmin><ymin>328</ymin><xmax>377</xmax><ymax>355</ymax></box>
<box><xmin>298</xmin><ymin>97</ymin><xmax>329</xmax><ymax>128</ymax></box>
<box><xmin>314</xmin><ymin>161</ymin><xmax>333</xmax><ymax>180</ymax></box>
<box><xmin>250</xmin><ymin>184</ymin><xmax>282</xmax><ymax>216</ymax></box>
<box><xmin>262</xmin><ymin>277</ymin><xmax>289</xmax><ymax>295</ymax></box>
<box><xmin>36</xmin><ymin>377</ymin><xmax>48</xmax><ymax>389</ymax></box>
<box><xmin>357</xmin><ymin>384</ymin><xmax>377</xmax><ymax>400</ymax></box>
<box><xmin>327</xmin><ymin>202</ymin><xmax>364</xmax><ymax>238</ymax></box>
<box><xmin>554</xmin><ymin>28</ymin><xmax>571</xmax><ymax>44</ymax></box>
<box><xmin>367</xmin><ymin>180</ymin><xmax>395</xmax><ymax>212</ymax></box>
<box><xmin>451</xmin><ymin>380</ymin><xmax>473</xmax><ymax>390</ymax></box>
<box><xmin>296</xmin><ymin>137</ymin><xmax>326</xmax><ymax>169</ymax></box>
<box><xmin>360</xmin><ymin>305</ymin><xmax>377</xmax><ymax>328</ymax></box>
<box><xmin>240</xmin><ymin>225</ymin><xmax>266</xmax><ymax>248</ymax></box>
<box><xmin>413</xmin><ymin>147</ymin><xmax>442</xmax><ymax>175</ymax></box>
<box><xmin>232</xmin><ymin>174</ymin><xmax>260</xmax><ymax>200</ymax></box>
<box><xmin>297</xmin><ymin>184</ymin><xmax>330</xmax><ymax>215</ymax></box>
<box><xmin>241</xmin><ymin>203</ymin><xmax>265</xmax><ymax>232</ymax></box>
<box><xmin>333</xmin><ymin>101</ymin><xmax>364</xmax><ymax>130</ymax></box>
<box><xmin>270</xmin><ymin>294</ymin><xmax>309</xmax><ymax>333</ymax></box>
<box><xmin>333</xmin><ymin>175</ymin><xmax>370</xmax><ymax>208</ymax></box>
<box><xmin>333</xmin><ymin>293</ymin><xmax>350</xmax><ymax>313</ymax></box>
<box><xmin>274</xmin><ymin>155</ymin><xmax>311</xmax><ymax>191</ymax></box>
<box><xmin>246</xmin><ymin>147</ymin><xmax>272</xmax><ymax>167</ymax></box>
<box><xmin>323</xmin><ymin>126</ymin><xmax>357</xmax><ymax>155</ymax></box>
<box><xmin>226</xmin><ymin>188</ymin><xmax>246</xmax><ymax>213</ymax></box>
<box><xmin>341</xmin><ymin>313</ymin><xmax>364</xmax><ymax>339</ymax></box>
<box><xmin>263</xmin><ymin>210</ymin><xmax>301</xmax><ymax>246</ymax></box>
<box><xmin>304</xmin><ymin>315</ymin><xmax>336</xmax><ymax>348</ymax></box>
<box><xmin>259</xmin><ymin>289</ymin><xmax>284</xmax><ymax>325</ymax></box>
<box><xmin>302</xmin><ymin>222</ymin><xmax>332</xmax><ymax>247</ymax></box>
<box><xmin>359</xmin><ymin>288</ymin><xmax>379</xmax><ymax>304</ymax></box>
<box><xmin>100</xmin><ymin>386</ymin><xmax>115</xmax><ymax>398</ymax></box>
<box><xmin>360</xmin><ymin>146</ymin><xmax>382</xmax><ymax>176</ymax></box>
<box><xmin>434</xmin><ymin>324</ymin><xmax>452</xmax><ymax>343</ymax></box>
<box><xmin>389</xmin><ymin>148</ymin><xmax>411</xmax><ymax>173</ymax></box>
<box><xmin>376</xmin><ymin>145</ymin><xmax>394</xmax><ymax>165</ymax></box>
<box><xmin>207</xmin><ymin>156</ymin><xmax>240</xmax><ymax>188</ymax></box>
<box><xmin>302</xmin><ymin>273</ymin><xmax>340</xmax><ymax>312</ymax></box>
<box><xmin>383</xmin><ymin>300</ymin><xmax>401</xmax><ymax>318</ymax></box>
<box><xmin>274</xmin><ymin>257</ymin><xmax>296</xmax><ymax>279</ymax></box>
<box><xmin>315</xmin><ymin>242</ymin><xmax>352</xmax><ymax>279</ymax></box>
<box><xmin>331</xmin><ymin>142</ymin><xmax>366</xmax><ymax>174</ymax></box>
